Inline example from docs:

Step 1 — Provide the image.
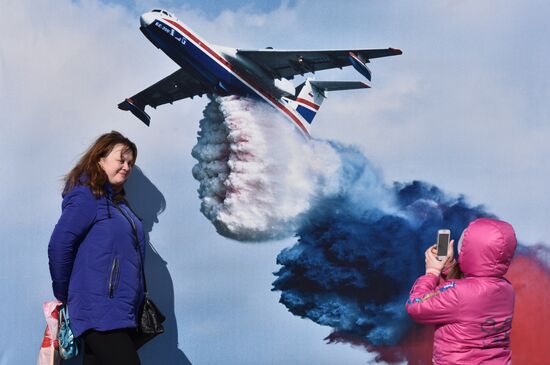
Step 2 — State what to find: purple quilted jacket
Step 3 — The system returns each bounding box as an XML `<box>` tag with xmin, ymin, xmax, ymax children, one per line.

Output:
<box><xmin>48</xmin><ymin>183</ymin><xmax>146</xmax><ymax>338</ymax></box>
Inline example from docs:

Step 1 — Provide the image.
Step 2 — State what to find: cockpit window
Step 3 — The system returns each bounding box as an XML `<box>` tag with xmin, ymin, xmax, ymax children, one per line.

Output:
<box><xmin>151</xmin><ymin>9</ymin><xmax>175</xmax><ymax>18</ymax></box>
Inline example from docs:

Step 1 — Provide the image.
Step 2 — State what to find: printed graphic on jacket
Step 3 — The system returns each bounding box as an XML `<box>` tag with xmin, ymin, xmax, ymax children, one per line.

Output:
<box><xmin>480</xmin><ymin>317</ymin><xmax>512</xmax><ymax>348</ymax></box>
<box><xmin>406</xmin><ymin>282</ymin><xmax>456</xmax><ymax>305</ymax></box>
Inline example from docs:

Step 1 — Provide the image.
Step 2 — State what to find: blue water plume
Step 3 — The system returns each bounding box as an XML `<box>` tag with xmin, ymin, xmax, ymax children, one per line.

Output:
<box><xmin>272</xmin><ymin>143</ymin><xmax>493</xmax><ymax>345</ymax></box>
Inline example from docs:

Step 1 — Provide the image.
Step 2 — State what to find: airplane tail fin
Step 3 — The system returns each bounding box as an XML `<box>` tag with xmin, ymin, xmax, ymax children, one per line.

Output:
<box><xmin>290</xmin><ymin>79</ymin><xmax>370</xmax><ymax>124</ymax></box>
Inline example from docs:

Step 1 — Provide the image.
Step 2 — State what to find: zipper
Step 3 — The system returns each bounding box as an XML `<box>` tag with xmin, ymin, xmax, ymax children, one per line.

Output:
<box><xmin>108</xmin><ymin>257</ymin><xmax>120</xmax><ymax>298</ymax></box>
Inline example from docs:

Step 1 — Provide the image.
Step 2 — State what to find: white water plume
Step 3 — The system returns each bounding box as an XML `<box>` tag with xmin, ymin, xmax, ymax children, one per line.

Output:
<box><xmin>191</xmin><ymin>95</ymin><xmax>347</xmax><ymax>241</ymax></box>
<box><xmin>191</xmin><ymin>95</ymin><xmax>400</xmax><ymax>241</ymax></box>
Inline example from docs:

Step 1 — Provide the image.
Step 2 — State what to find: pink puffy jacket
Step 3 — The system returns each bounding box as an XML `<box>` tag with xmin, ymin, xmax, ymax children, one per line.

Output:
<box><xmin>406</xmin><ymin>218</ymin><xmax>517</xmax><ymax>365</ymax></box>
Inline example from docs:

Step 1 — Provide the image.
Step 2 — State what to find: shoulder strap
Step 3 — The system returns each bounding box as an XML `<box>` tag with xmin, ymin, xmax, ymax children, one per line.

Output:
<box><xmin>110</xmin><ymin>200</ymin><xmax>148</xmax><ymax>294</ymax></box>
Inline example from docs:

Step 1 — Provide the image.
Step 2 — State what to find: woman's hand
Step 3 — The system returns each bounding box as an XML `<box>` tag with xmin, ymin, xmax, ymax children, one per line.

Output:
<box><xmin>425</xmin><ymin>240</ymin><xmax>454</xmax><ymax>276</ymax></box>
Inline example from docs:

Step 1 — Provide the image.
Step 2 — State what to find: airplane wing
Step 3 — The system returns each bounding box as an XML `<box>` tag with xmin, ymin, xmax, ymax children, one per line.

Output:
<box><xmin>118</xmin><ymin>67</ymin><xmax>212</xmax><ymax>125</ymax></box>
<box><xmin>236</xmin><ymin>48</ymin><xmax>402</xmax><ymax>81</ymax></box>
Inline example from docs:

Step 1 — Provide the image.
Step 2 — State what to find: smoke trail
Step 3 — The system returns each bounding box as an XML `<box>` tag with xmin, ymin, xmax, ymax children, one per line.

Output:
<box><xmin>192</xmin><ymin>95</ymin><xmax>347</xmax><ymax>241</ymax></box>
<box><xmin>192</xmin><ymin>95</ymin><xmax>545</xmax><ymax>361</ymax></box>
<box><xmin>272</xmin><ymin>177</ymin><xmax>492</xmax><ymax>346</ymax></box>
<box><xmin>191</xmin><ymin>95</ymin><xmax>488</xmax><ymax>340</ymax></box>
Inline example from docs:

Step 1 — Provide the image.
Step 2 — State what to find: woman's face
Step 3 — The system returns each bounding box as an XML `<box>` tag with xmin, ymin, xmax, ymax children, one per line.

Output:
<box><xmin>99</xmin><ymin>144</ymin><xmax>134</xmax><ymax>189</ymax></box>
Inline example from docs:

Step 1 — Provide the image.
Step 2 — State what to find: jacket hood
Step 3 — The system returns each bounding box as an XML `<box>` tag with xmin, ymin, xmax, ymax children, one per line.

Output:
<box><xmin>458</xmin><ymin>218</ymin><xmax>517</xmax><ymax>277</ymax></box>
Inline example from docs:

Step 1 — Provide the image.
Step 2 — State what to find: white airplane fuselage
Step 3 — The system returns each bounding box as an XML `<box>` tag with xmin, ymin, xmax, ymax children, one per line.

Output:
<box><xmin>140</xmin><ymin>11</ymin><xmax>313</xmax><ymax>136</ymax></box>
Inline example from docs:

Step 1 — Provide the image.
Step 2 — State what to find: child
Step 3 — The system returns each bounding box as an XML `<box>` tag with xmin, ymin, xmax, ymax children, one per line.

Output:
<box><xmin>406</xmin><ymin>218</ymin><xmax>517</xmax><ymax>365</ymax></box>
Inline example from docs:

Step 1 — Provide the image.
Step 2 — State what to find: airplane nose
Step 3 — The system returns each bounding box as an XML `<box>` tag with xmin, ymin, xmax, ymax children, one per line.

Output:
<box><xmin>140</xmin><ymin>12</ymin><xmax>156</xmax><ymax>27</ymax></box>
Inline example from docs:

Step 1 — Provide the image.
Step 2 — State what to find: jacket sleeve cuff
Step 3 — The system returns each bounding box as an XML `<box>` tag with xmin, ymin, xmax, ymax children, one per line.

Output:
<box><xmin>52</xmin><ymin>281</ymin><xmax>68</xmax><ymax>303</ymax></box>
<box><xmin>426</xmin><ymin>268</ymin><xmax>441</xmax><ymax>276</ymax></box>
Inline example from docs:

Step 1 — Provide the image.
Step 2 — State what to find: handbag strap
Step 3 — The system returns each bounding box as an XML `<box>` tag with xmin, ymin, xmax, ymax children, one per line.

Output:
<box><xmin>111</xmin><ymin>200</ymin><xmax>148</xmax><ymax>294</ymax></box>
<box><xmin>59</xmin><ymin>306</ymin><xmax>68</xmax><ymax>323</ymax></box>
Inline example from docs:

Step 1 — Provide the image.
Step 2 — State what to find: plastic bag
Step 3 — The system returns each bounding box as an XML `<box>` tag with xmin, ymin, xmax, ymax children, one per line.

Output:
<box><xmin>37</xmin><ymin>300</ymin><xmax>62</xmax><ymax>365</ymax></box>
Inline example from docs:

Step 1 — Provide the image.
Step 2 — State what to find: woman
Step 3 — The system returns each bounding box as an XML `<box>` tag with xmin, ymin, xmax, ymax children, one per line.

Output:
<box><xmin>406</xmin><ymin>218</ymin><xmax>517</xmax><ymax>365</ymax></box>
<box><xmin>48</xmin><ymin>131</ymin><xmax>146</xmax><ymax>365</ymax></box>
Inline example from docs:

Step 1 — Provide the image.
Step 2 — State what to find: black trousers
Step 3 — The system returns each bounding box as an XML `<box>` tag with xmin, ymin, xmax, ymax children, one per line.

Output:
<box><xmin>83</xmin><ymin>329</ymin><xmax>141</xmax><ymax>365</ymax></box>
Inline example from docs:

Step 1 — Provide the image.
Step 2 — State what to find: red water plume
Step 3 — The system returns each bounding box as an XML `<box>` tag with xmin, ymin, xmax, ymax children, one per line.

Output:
<box><xmin>506</xmin><ymin>254</ymin><xmax>550</xmax><ymax>365</ymax></box>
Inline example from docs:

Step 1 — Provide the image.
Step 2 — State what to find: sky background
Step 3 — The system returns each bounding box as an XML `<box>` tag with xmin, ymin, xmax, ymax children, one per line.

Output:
<box><xmin>1</xmin><ymin>0</ymin><xmax>549</xmax><ymax>364</ymax></box>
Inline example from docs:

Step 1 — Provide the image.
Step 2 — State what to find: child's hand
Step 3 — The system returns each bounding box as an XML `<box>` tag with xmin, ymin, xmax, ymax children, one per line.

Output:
<box><xmin>425</xmin><ymin>240</ymin><xmax>454</xmax><ymax>276</ymax></box>
<box><xmin>432</xmin><ymin>240</ymin><xmax>456</xmax><ymax>272</ymax></box>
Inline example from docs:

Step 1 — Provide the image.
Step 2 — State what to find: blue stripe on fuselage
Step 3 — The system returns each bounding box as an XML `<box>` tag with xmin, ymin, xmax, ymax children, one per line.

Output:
<box><xmin>296</xmin><ymin>105</ymin><xmax>316</xmax><ymax>124</ymax></box>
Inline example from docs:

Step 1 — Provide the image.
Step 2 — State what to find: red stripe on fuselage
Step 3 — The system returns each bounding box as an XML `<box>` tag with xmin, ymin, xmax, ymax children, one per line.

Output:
<box><xmin>163</xmin><ymin>18</ymin><xmax>310</xmax><ymax>137</ymax></box>
<box><xmin>296</xmin><ymin>98</ymin><xmax>320</xmax><ymax>110</ymax></box>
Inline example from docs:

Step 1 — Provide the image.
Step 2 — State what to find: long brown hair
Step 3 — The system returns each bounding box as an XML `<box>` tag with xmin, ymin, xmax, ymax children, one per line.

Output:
<box><xmin>64</xmin><ymin>131</ymin><xmax>137</xmax><ymax>198</ymax></box>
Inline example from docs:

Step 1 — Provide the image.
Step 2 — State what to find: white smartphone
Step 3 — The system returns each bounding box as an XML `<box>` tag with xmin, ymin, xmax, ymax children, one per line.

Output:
<box><xmin>436</xmin><ymin>229</ymin><xmax>451</xmax><ymax>261</ymax></box>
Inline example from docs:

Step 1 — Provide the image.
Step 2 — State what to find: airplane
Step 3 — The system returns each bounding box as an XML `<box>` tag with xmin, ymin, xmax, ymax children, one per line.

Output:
<box><xmin>118</xmin><ymin>9</ymin><xmax>402</xmax><ymax>137</ymax></box>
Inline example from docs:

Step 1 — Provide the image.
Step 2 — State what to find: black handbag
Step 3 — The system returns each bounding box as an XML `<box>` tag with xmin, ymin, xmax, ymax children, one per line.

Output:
<box><xmin>113</xmin><ymin>201</ymin><xmax>166</xmax><ymax>346</ymax></box>
<box><xmin>140</xmin><ymin>297</ymin><xmax>166</xmax><ymax>334</ymax></box>
<box><xmin>136</xmin><ymin>246</ymin><xmax>166</xmax><ymax>344</ymax></box>
<box><xmin>135</xmin><ymin>292</ymin><xmax>166</xmax><ymax>347</ymax></box>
